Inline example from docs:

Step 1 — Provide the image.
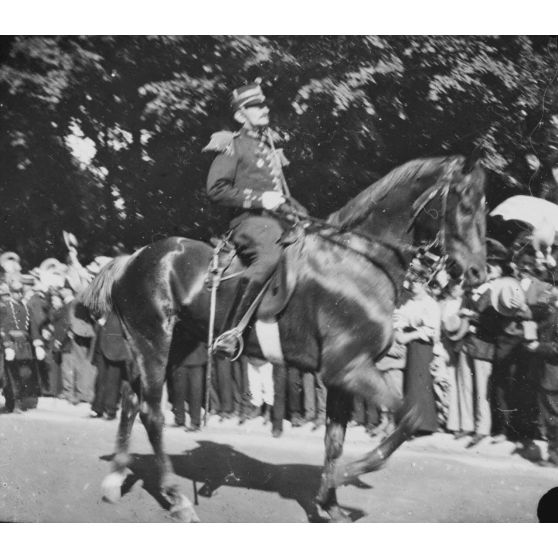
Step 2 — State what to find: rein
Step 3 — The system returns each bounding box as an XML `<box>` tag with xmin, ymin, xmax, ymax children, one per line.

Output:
<box><xmin>282</xmin><ymin>209</ymin><xmax>411</xmax><ymax>266</ymax></box>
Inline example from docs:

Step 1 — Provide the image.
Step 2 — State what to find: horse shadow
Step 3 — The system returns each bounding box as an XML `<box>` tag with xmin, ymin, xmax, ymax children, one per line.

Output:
<box><xmin>102</xmin><ymin>440</ymin><xmax>372</xmax><ymax>522</ymax></box>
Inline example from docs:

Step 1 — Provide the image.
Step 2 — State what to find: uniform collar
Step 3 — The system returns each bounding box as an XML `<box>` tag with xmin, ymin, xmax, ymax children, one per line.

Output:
<box><xmin>241</xmin><ymin>127</ymin><xmax>267</xmax><ymax>141</ymax></box>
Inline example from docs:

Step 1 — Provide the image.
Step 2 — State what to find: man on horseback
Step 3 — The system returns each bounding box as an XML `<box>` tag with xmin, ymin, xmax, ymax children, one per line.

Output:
<box><xmin>204</xmin><ymin>82</ymin><xmax>305</xmax><ymax>358</ymax></box>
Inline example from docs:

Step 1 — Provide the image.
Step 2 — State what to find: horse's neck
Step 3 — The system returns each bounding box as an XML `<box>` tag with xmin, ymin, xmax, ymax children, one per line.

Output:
<box><xmin>347</xmin><ymin>199</ymin><xmax>415</xmax><ymax>253</ymax></box>
<box><xmin>299</xmin><ymin>231</ymin><xmax>410</xmax><ymax>305</ymax></box>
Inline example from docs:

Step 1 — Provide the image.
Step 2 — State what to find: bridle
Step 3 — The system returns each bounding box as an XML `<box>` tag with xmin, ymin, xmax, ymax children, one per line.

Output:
<box><xmin>406</xmin><ymin>159</ymin><xmax>461</xmax><ymax>284</ymax></box>
<box><xmin>408</xmin><ymin>158</ymin><xmax>458</xmax><ymax>253</ymax></box>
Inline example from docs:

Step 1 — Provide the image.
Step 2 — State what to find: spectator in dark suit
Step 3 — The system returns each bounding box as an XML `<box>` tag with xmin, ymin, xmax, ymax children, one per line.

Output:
<box><xmin>302</xmin><ymin>371</ymin><xmax>326</xmax><ymax>429</ymax></box>
<box><xmin>56</xmin><ymin>291</ymin><xmax>97</xmax><ymax>405</ymax></box>
<box><xmin>169</xmin><ymin>343</ymin><xmax>207</xmax><ymax>432</ymax></box>
<box><xmin>524</xmin><ymin>290</ymin><xmax>558</xmax><ymax>467</ymax></box>
<box><xmin>272</xmin><ymin>365</ymin><xmax>305</xmax><ymax>438</ymax></box>
<box><xmin>91</xmin><ymin>312</ymin><xmax>132</xmax><ymax>420</ymax></box>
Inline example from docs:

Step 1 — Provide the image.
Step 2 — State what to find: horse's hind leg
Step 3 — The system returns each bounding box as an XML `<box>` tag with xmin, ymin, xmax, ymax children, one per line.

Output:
<box><xmin>102</xmin><ymin>379</ymin><xmax>140</xmax><ymax>503</ymax></box>
<box><xmin>314</xmin><ymin>385</ymin><xmax>353</xmax><ymax>523</ymax></box>
<box><xmin>140</xmin><ymin>384</ymin><xmax>200</xmax><ymax>522</ymax></box>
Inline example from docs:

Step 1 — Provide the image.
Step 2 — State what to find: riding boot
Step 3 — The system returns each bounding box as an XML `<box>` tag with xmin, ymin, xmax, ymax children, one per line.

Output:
<box><xmin>213</xmin><ymin>278</ymin><xmax>265</xmax><ymax>359</ymax></box>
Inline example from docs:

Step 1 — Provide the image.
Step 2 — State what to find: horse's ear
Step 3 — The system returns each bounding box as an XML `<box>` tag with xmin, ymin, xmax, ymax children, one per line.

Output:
<box><xmin>461</xmin><ymin>146</ymin><xmax>482</xmax><ymax>175</ymax></box>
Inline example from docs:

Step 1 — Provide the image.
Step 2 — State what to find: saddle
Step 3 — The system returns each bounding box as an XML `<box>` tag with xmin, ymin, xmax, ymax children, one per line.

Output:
<box><xmin>208</xmin><ymin>235</ymin><xmax>299</xmax><ymax>322</ymax></box>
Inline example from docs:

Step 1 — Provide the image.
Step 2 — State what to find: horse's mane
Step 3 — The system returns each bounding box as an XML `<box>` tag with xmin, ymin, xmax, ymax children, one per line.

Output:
<box><xmin>328</xmin><ymin>155</ymin><xmax>461</xmax><ymax>230</ymax></box>
<box><xmin>79</xmin><ymin>254</ymin><xmax>132</xmax><ymax>316</ymax></box>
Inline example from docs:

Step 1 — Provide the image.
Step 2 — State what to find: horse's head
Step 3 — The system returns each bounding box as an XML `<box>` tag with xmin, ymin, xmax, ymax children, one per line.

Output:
<box><xmin>415</xmin><ymin>156</ymin><xmax>487</xmax><ymax>287</ymax></box>
<box><xmin>327</xmin><ymin>155</ymin><xmax>487</xmax><ymax>288</ymax></box>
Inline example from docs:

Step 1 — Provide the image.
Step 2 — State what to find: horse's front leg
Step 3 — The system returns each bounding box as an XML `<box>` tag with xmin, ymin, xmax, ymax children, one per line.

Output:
<box><xmin>333</xmin><ymin>401</ymin><xmax>421</xmax><ymax>486</ymax></box>
<box><xmin>327</xmin><ymin>357</ymin><xmax>421</xmax><ymax>487</ymax></box>
<box><xmin>139</xmin><ymin>385</ymin><xmax>200</xmax><ymax>523</ymax></box>
<box><xmin>314</xmin><ymin>385</ymin><xmax>353</xmax><ymax>523</ymax></box>
<box><xmin>316</xmin><ymin>355</ymin><xmax>420</xmax><ymax>498</ymax></box>
<box><xmin>102</xmin><ymin>379</ymin><xmax>140</xmax><ymax>503</ymax></box>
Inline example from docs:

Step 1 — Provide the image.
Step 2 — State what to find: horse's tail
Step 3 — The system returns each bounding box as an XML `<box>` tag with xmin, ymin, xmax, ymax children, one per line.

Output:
<box><xmin>79</xmin><ymin>255</ymin><xmax>132</xmax><ymax>316</ymax></box>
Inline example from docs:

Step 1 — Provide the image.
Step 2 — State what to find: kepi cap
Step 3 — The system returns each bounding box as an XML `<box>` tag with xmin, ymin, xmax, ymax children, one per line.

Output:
<box><xmin>231</xmin><ymin>83</ymin><xmax>266</xmax><ymax>112</ymax></box>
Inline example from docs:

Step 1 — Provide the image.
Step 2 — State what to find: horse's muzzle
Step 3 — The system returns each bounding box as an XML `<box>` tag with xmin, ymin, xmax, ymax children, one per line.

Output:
<box><xmin>464</xmin><ymin>263</ymin><xmax>486</xmax><ymax>287</ymax></box>
<box><xmin>446</xmin><ymin>257</ymin><xmax>486</xmax><ymax>287</ymax></box>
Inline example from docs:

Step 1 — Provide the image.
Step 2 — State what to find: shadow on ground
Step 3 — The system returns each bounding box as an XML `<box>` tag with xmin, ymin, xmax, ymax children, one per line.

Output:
<box><xmin>102</xmin><ymin>440</ymin><xmax>372</xmax><ymax>522</ymax></box>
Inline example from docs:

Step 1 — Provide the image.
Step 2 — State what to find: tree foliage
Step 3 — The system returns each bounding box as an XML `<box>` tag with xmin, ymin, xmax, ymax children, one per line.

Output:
<box><xmin>1</xmin><ymin>35</ymin><xmax>557</xmax><ymax>266</ymax></box>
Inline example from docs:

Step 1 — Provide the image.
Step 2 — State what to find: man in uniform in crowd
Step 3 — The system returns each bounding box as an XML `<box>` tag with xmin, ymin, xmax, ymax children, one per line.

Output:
<box><xmin>0</xmin><ymin>252</ymin><xmax>22</xmax><ymax>285</ymax></box>
<box><xmin>0</xmin><ymin>278</ymin><xmax>45</xmax><ymax>412</ymax></box>
<box><xmin>204</xmin><ymin>82</ymin><xmax>305</xmax><ymax>358</ymax></box>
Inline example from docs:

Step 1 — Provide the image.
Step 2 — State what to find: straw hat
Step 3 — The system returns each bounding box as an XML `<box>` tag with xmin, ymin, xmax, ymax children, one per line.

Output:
<box><xmin>489</xmin><ymin>277</ymin><xmax>526</xmax><ymax>317</ymax></box>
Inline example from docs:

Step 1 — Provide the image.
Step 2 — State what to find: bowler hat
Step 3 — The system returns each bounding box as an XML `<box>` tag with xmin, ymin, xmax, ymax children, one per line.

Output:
<box><xmin>490</xmin><ymin>277</ymin><xmax>526</xmax><ymax>317</ymax></box>
<box><xmin>231</xmin><ymin>83</ymin><xmax>266</xmax><ymax>112</ymax></box>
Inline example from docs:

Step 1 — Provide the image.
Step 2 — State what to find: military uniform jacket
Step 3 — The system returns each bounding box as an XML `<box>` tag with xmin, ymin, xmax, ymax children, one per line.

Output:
<box><xmin>205</xmin><ymin>128</ymin><xmax>291</xmax><ymax>222</ymax></box>
<box><xmin>0</xmin><ymin>298</ymin><xmax>40</xmax><ymax>360</ymax></box>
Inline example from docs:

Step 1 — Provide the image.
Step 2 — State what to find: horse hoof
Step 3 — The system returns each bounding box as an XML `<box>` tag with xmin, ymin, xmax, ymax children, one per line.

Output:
<box><xmin>170</xmin><ymin>495</ymin><xmax>200</xmax><ymax>523</ymax></box>
<box><xmin>311</xmin><ymin>502</ymin><xmax>351</xmax><ymax>523</ymax></box>
<box><xmin>101</xmin><ymin>471</ymin><xmax>126</xmax><ymax>503</ymax></box>
<box><xmin>328</xmin><ymin>506</ymin><xmax>352</xmax><ymax>523</ymax></box>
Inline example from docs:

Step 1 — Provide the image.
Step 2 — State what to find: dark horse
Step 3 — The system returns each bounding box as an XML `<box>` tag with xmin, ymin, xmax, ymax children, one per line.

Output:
<box><xmin>80</xmin><ymin>155</ymin><xmax>486</xmax><ymax>522</ymax></box>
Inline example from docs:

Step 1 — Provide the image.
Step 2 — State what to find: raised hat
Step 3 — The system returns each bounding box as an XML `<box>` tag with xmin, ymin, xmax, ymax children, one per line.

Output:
<box><xmin>489</xmin><ymin>277</ymin><xmax>526</xmax><ymax>317</ymax></box>
<box><xmin>231</xmin><ymin>83</ymin><xmax>266</xmax><ymax>112</ymax></box>
<box><xmin>63</xmin><ymin>231</ymin><xmax>78</xmax><ymax>250</ymax></box>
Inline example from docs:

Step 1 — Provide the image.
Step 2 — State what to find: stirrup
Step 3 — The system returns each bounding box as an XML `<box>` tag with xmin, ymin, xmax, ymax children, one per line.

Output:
<box><xmin>212</xmin><ymin>328</ymin><xmax>244</xmax><ymax>361</ymax></box>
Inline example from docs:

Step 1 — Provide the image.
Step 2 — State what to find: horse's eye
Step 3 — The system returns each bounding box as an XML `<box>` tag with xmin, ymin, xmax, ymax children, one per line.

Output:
<box><xmin>460</xmin><ymin>204</ymin><xmax>474</xmax><ymax>216</ymax></box>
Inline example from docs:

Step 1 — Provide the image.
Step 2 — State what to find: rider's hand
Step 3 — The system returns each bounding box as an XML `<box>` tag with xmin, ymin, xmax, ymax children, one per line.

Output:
<box><xmin>261</xmin><ymin>191</ymin><xmax>286</xmax><ymax>211</ymax></box>
<box><xmin>4</xmin><ymin>348</ymin><xmax>15</xmax><ymax>361</ymax></box>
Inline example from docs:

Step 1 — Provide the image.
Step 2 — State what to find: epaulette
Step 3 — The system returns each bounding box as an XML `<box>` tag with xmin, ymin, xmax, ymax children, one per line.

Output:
<box><xmin>268</xmin><ymin>129</ymin><xmax>283</xmax><ymax>144</ymax></box>
<box><xmin>202</xmin><ymin>131</ymin><xmax>237</xmax><ymax>156</ymax></box>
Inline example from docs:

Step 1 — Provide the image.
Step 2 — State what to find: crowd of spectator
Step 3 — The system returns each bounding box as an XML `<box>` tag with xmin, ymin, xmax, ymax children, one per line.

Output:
<box><xmin>390</xmin><ymin>239</ymin><xmax>558</xmax><ymax>468</ymax></box>
<box><xmin>1</xmin><ymin>236</ymin><xmax>558</xmax><ymax>469</ymax></box>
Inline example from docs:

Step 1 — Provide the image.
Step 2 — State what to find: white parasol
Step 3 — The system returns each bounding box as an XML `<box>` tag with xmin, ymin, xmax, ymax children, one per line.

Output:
<box><xmin>490</xmin><ymin>195</ymin><xmax>558</xmax><ymax>267</ymax></box>
<box><xmin>490</xmin><ymin>195</ymin><xmax>558</xmax><ymax>230</ymax></box>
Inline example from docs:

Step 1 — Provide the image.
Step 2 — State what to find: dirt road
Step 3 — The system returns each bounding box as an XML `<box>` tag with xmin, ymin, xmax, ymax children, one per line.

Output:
<box><xmin>1</xmin><ymin>398</ymin><xmax>556</xmax><ymax>522</ymax></box>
